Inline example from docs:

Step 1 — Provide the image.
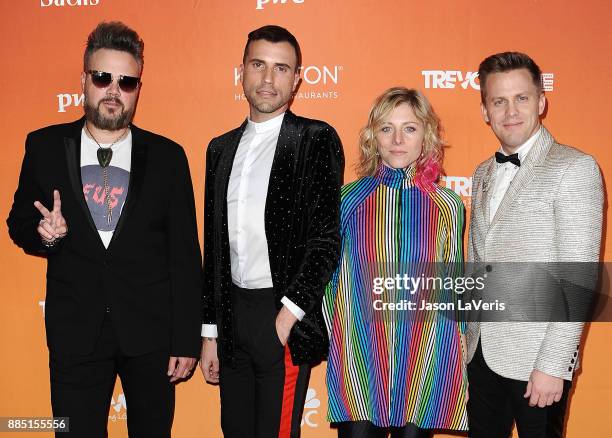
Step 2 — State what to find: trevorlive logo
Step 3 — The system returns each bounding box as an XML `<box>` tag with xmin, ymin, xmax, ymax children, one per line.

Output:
<box><xmin>233</xmin><ymin>65</ymin><xmax>342</xmax><ymax>86</ymax></box>
<box><xmin>41</xmin><ymin>0</ymin><xmax>99</xmax><ymax>6</ymax></box>
<box><xmin>423</xmin><ymin>70</ymin><xmax>554</xmax><ymax>92</ymax></box>
<box><xmin>256</xmin><ymin>0</ymin><xmax>303</xmax><ymax>9</ymax></box>
<box><xmin>422</xmin><ymin>71</ymin><xmax>480</xmax><ymax>90</ymax></box>
<box><xmin>442</xmin><ymin>176</ymin><xmax>472</xmax><ymax>198</ymax></box>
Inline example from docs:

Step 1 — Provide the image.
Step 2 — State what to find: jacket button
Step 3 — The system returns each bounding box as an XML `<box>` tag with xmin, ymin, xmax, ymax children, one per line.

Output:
<box><xmin>485</xmin><ymin>265</ymin><xmax>492</xmax><ymax>272</ymax></box>
<box><xmin>568</xmin><ymin>367</ymin><xmax>572</xmax><ymax>372</ymax></box>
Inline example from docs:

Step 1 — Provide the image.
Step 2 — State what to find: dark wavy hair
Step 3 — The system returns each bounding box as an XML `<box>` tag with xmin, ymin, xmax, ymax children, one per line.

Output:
<box><xmin>83</xmin><ymin>21</ymin><xmax>144</xmax><ymax>71</ymax></box>
<box><xmin>243</xmin><ymin>25</ymin><xmax>301</xmax><ymax>70</ymax></box>
<box><xmin>478</xmin><ymin>52</ymin><xmax>542</xmax><ymax>103</ymax></box>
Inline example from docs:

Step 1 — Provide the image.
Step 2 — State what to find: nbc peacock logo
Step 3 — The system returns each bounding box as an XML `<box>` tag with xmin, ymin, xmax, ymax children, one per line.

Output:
<box><xmin>301</xmin><ymin>388</ymin><xmax>320</xmax><ymax>428</ymax></box>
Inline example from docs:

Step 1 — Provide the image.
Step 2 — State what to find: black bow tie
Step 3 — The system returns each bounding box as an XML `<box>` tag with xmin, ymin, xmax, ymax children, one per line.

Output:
<box><xmin>495</xmin><ymin>152</ymin><xmax>520</xmax><ymax>167</ymax></box>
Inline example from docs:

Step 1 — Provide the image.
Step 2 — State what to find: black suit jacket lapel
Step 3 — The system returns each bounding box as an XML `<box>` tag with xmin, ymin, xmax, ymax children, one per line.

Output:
<box><xmin>216</xmin><ymin>120</ymin><xmax>248</xmax><ymax>217</ymax></box>
<box><xmin>213</xmin><ymin>120</ymin><xmax>247</xmax><ymax>281</ymax></box>
<box><xmin>108</xmin><ymin>124</ymin><xmax>147</xmax><ymax>247</ymax></box>
<box><xmin>63</xmin><ymin>117</ymin><xmax>101</xmax><ymax>240</ymax></box>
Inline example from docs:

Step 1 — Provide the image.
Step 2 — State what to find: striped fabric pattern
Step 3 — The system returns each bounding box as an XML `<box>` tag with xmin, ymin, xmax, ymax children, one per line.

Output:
<box><xmin>323</xmin><ymin>164</ymin><xmax>468</xmax><ymax>430</ymax></box>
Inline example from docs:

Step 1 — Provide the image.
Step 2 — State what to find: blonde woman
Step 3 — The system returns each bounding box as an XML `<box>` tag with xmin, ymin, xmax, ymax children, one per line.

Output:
<box><xmin>324</xmin><ymin>87</ymin><xmax>468</xmax><ymax>437</ymax></box>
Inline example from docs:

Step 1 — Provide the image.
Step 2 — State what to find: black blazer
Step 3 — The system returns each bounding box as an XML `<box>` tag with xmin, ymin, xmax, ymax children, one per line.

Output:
<box><xmin>7</xmin><ymin>118</ymin><xmax>203</xmax><ymax>358</ymax></box>
<box><xmin>202</xmin><ymin>111</ymin><xmax>344</xmax><ymax>366</ymax></box>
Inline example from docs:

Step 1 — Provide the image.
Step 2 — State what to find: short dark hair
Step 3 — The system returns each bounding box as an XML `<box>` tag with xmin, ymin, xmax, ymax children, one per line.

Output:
<box><xmin>478</xmin><ymin>51</ymin><xmax>542</xmax><ymax>102</ymax></box>
<box><xmin>243</xmin><ymin>25</ymin><xmax>301</xmax><ymax>71</ymax></box>
<box><xmin>84</xmin><ymin>21</ymin><xmax>144</xmax><ymax>71</ymax></box>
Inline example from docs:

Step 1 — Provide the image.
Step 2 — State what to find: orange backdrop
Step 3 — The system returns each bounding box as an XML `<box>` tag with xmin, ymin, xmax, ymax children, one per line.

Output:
<box><xmin>1</xmin><ymin>1</ymin><xmax>611</xmax><ymax>437</ymax></box>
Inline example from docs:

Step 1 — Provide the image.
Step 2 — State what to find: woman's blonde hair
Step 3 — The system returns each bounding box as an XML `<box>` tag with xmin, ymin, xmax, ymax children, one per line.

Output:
<box><xmin>356</xmin><ymin>87</ymin><xmax>445</xmax><ymax>191</ymax></box>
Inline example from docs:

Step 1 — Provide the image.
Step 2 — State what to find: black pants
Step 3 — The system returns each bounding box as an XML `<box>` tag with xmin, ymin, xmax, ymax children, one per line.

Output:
<box><xmin>50</xmin><ymin>313</ymin><xmax>174</xmax><ymax>438</ymax></box>
<box><xmin>467</xmin><ymin>341</ymin><xmax>571</xmax><ymax>438</ymax></box>
<box><xmin>220</xmin><ymin>286</ymin><xmax>310</xmax><ymax>438</ymax></box>
<box><xmin>336</xmin><ymin>421</ymin><xmax>431</xmax><ymax>438</ymax></box>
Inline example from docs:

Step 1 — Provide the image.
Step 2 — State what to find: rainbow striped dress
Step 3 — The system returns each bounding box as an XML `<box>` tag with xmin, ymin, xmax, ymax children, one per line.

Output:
<box><xmin>323</xmin><ymin>164</ymin><xmax>468</xmax><ymax>430</ymax></box>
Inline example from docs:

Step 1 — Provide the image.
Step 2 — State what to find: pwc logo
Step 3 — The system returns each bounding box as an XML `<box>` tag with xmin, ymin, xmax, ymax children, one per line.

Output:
<box><xmin>41</xmin><ymin>0</ymin><xmax>100</xmax><ymax>6</ymax></box>
<box><xmin>233</xmin><ymin>65</ymin><xmax>343</xmax><ymax>101</ymax></box>
<box><xmin>300</xmin><ymin>388</ymin><xmax>320</xmax><ymax>428</ymax></box>
<box><xmin>423</xmin><ymin>71</ymin><xmax>555</xmax><ymax>92</ymax></box>
<box><xmin>109</xmin><ymin>392</ymin><xmax>127</xmax><ymax>422</ymax></box>
<box><xmin>256</xmin><ymin>0</ymin><xmax>304</xmax><ymax>10</ymax></box>
<box><xmin>441</xmin><ymin>176</ymin><xmax>473</xmax><ymax>208</ymax></box>
<box><xmin>57</xmin><ymin>93</ymin><xmax>84</xmax><ymax>113</ymax></box>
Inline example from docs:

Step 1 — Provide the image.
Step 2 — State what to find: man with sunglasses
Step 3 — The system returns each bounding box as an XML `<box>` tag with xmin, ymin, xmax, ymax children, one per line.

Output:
<box><xmin>7</xmin><ymin>22</ymin><xmax>202</xmax><ymax>437</ymax></box>
<box><xmin>200</xmin><ymin>25</ymin><xmax>344</xmax><ymax>437</ymax></box>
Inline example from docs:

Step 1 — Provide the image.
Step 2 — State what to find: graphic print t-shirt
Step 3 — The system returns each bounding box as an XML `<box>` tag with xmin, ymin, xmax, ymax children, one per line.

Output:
<box><xmin>80</xmin><ymin>129</ymin><xmax>131</xmax><ymax>248</ymax></box>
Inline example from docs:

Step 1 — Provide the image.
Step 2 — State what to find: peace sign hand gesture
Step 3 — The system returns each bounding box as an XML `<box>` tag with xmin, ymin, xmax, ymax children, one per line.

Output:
<box><xmin>34</xmin><ymin>190</ymin><xmax>68</xmax><ymax>244</ymax></box>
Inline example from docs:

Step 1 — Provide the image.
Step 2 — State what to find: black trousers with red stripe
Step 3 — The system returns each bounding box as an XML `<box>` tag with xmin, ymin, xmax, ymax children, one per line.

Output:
<box><xmin>220</xmin><ymin>286</ymin><xmax>311</xmax><ymax>438</ymax></box>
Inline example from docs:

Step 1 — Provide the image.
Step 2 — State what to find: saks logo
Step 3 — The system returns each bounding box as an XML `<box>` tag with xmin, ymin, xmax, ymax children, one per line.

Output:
<box><xmin>423</xmin><ymin>71</ymin><xmax>555</xmax><ymax>92</ymax></box>
<box><xmin>41</xmin><ymin>0</ymin><xmax>99</xmax><ymax>6</ymax></box>
<box><xmin>109</xmin><ymin>393</ymin><xmax>127</xmax><ymax>422</ymax></box>
<box><xmin>233</xmin><ymin>65</ymin><xmax>343</xmax><ymax>101</ymax></box>
<box><xmin>300</xmin><ymin>388</ymin><xmax>320</xmax><ymax>428</ymax></box>
<box><xmin>422</xmin><ymin>71</ymin><xmax>480</xmax><ymax>90</ymax></box>
<box><xmin>441</xmin><ymin>176</ymin><xmax>472</xmax><ymax>208</ymax></box>
<box><xmin>256</xmin><ymin>0</ymin><xmax>303</xmax><ymax>9</ymax></box>
<box><xmin>57</xmin><ymin>93</ymin><xmax>84</xmax><ymax>112</ymax></box>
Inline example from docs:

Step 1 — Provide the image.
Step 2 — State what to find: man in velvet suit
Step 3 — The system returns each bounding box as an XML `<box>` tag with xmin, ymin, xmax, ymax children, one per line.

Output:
<box><xmin>199</xmin><ymin>25</ymin><xmax>344</xmax><ymax>438</ymax></box>
<box><xmin>7</xmin><ymin>22</ymin><xmax>202</xmax><ymax>437</ymax></box>
<box><xmin>466</xmin><ymin>52</ymin><xmax>603</xmax><ymax>437</ymax></box>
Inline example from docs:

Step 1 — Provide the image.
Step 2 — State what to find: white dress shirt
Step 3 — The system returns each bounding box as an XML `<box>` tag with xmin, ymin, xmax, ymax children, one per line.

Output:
<box><xmin>490</xmin><ymin>127</ymin><xmax>541</xmax><ymax>221</ymax></box>
<box><xmin>201</xmin><ymin>113</ymin><xmax>305</xmax><ymax>338</ymax></box>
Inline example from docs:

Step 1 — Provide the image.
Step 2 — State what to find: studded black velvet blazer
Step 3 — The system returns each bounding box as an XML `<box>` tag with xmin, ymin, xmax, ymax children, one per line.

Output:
<box><xmin>202</xmin><ymin>111</ymin><xmax>344</xmax><ymax>366</ymax></box>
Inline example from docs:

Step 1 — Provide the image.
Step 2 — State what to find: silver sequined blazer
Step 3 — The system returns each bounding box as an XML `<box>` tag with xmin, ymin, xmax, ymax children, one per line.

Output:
<box><xmin>466</xmin><ymin>126</ymin><xmax>604</xmax><ymax>381</ymax></box>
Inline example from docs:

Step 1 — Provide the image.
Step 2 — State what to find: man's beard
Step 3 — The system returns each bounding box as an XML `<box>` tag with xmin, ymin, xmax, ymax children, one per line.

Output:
<box><xmin>84</xmin><ymin>95</ymin><xmax>134</xmax><ymax>131</ymax></box>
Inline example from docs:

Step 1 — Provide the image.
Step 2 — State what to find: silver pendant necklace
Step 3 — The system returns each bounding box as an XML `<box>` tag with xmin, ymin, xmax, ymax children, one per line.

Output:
<box><xmin>84</xmin><ymin>124</ymin><xmax>128</xmax><ymax>226</ymax></box>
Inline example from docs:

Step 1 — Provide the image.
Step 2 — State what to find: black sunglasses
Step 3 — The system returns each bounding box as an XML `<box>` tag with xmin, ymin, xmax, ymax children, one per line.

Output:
<box><xmin>86</xmin><ymin>70</ymin><xmax>141</xmax><ymax>93</ymax></box>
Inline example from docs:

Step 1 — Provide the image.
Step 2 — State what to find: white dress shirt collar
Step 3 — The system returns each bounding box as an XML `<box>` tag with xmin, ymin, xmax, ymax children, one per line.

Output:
<box><xmin>247</xmin><ymin>112</ymin><xmax>285</xmax><ymax>134</ymax></box>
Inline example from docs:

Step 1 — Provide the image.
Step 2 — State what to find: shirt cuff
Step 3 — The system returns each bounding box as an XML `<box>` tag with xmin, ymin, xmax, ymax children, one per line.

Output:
<box><xmin>201</xmin><ymin>324</ymin><xmax>218</xmax><ymax>338</ymax></box>
<box><xmin>281</xmin><ymin>296</ymin><xmax>306</xmax><ymax>321</ymax></box>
